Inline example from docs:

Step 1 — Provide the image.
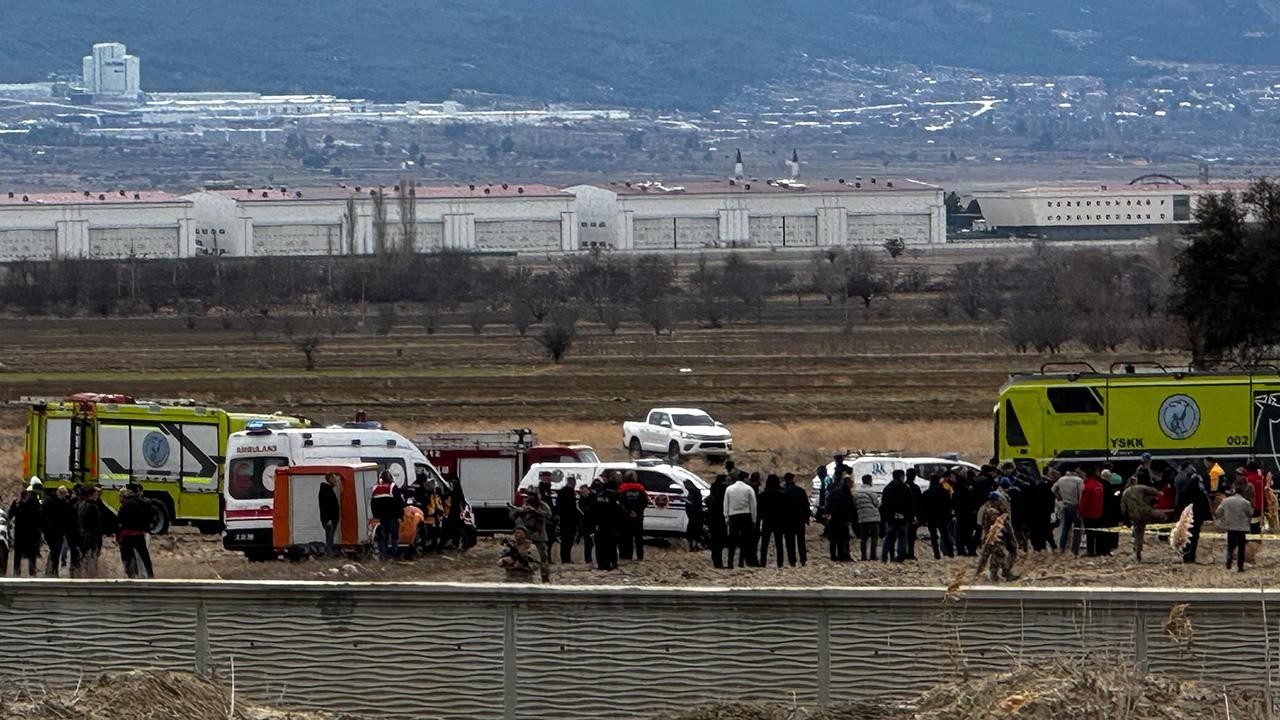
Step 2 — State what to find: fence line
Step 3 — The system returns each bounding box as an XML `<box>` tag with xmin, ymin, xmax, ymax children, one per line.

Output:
<box><xmin>0</xmin><ymin>580</ymin><xmax>1275</xmax><ymax>718</ymax></box>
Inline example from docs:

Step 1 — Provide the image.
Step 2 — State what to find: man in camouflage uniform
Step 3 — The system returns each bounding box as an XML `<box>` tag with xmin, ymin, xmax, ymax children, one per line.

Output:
<box><xmin>976</xmin><ymin>491</ymin><xmax>1019</xmax><ymax>582</ymax></box>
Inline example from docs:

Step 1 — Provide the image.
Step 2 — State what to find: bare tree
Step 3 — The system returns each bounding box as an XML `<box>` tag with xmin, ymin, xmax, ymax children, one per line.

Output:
<box><xmin>397</xmin><ymin>183</ymin><xmax>417</xmax><ymax>254</ymax></box>
<box><xmin>294</xmin><ymin>334</ymin><xmax>323</xmax><ymax>370</ymax></box>
<box><xmin>371</xmin><ymin>188</ymin><xmax>389</xmax><ymax>255</ymax></box>
<box><xmin>466</xmin><ymin>301</ymin><xmax>489</xmax><ymax>335</ymax></box>
<box><xmin>536</xmin><ymin>306</ymin><xmax>579</xmax><ymax>363</ymax></box>
<box><xmin>373</xmin><ymin>303</ymin><xmax>397</xmax><ymax>336</ymax></box>
<box><xmin>343</xmin><ymin>195</ymin><xmax>358</xmax><ymax>255</ymax></box>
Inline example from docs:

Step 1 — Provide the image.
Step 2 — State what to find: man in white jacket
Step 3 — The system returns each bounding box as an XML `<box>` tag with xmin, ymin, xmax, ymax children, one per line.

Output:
<box><xmin>724</xmin><ymin>476</ymin><xmax>757</xmax><ymax>568</ymax></box>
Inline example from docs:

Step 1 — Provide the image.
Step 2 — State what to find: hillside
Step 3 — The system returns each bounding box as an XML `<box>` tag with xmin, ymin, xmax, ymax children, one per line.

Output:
<box><xmin>2</xmin><ymin>0</ymin><xmax>1280</xmax><ymax>108</ymax></box>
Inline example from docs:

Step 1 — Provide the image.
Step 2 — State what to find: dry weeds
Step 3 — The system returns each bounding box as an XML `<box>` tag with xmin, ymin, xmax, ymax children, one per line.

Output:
<box><xmin>0</xmin><ymin>670</ymin><xmax>329</xmax><ymax>720</ymax></box>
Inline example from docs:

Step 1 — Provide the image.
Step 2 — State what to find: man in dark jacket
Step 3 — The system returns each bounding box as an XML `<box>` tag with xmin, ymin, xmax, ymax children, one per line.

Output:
<box><xmin>920</xmin><ymin>474</ymin><xmax>954</xmax><ymax>559</ymax></box>
<box><xmin>10</xmin><ymin>488</ymin><xmax>42</xmax><ymax>577</ymax></box>
<box><xmin>556</xmin><ymin>476</ymin><xmax>580</xmax><ymax>564</ymax></box>
<box><xmin>707</xmin><ymin>474</ymin><xmax>728</xmax><ymax>568</ymax></box>
<box><xmin>75</xmin><ymin>486</ymin><xmax>105</xmax><ymax>577</ymax></box>
<box><xmin>904</xmin><ymin>468</ymin><xmax>923</xmax><ymax>560</ymax></box>
<box><xmin>757</xmin><ymin>475</ymin><xmax>787</xmax><ymax>568</ymax></box>
<box><xmin>1174</xmin><ymin>461</ymin><xmax>1211</xmax><ymax>563</ymax></box>
<box><xmin>537</xmin><ymin>472</ymin><xmax>559</xmax><ymax>562</ymax></box>
<box><xmin>683</xmin><ymin>479</ymin><xmax>704</xmax><ymax>552</ymax></box>
<box><xmin>116</xmin><ymin>484</ymin><xmax>154</xmax><ymax>578</ymax></box>
<box><xmin>41</xmin><ymin>486</ymin><xmax>77</xmax><ymax>577</ymax></box>
<box><xmin>318</xmin><ymin>472</ymin><xmax>340</xmax><ymax>556</ymax></box>
<box><xmin>781</xmin><ymin>473</ymin><xmax>809</xmax><ymax>567</ymax></box>
<box><xmin>617</xmin><ymin>472</ymin><xmax>649</xmax><ymax>561</ymax></box>
<box><xmin>591</xmin><ymin>477</ymin><xmax>619</xmax><ymax>571</ymax></box>
<box><xmin>880</xmin><ymin>470</ymin><xmax>913</xmax><ymax>563</ymax></box>
<box><xmin>826</xmin><ymin>476</ymin><xmax>855</xmax><ymax>562</ymax></box>
<box><xmin>577</xmin><ymin>482</ymin><xmax>598</xmax><ymax>564</ymax></box>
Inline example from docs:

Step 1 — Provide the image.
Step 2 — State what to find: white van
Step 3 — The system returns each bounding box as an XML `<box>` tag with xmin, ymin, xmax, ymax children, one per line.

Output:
<box><xmin>517</xmin><ymin>461</ymin><xmax>710</xmax><ymax>536</ymax></box>
<box><xmin>810</xmin><ymin>456</ymin><xmax>982</xmax><ymax>508</ymax></box>
<box><xmin>222</xmin><ymin>425</ymin><xmax>443</xmax><ymax>559</ymax></box>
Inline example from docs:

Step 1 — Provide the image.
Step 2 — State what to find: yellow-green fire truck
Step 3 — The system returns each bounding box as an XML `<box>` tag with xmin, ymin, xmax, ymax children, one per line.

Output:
<box><xmin>23</xmin><ymin>393</ymin><xmax>305</xmax><ymax>533</ymax></box>
<box><xmin>996</xmin><ymin>364</ymin><xmax>1280</xmax><ymax>472</ymax></box>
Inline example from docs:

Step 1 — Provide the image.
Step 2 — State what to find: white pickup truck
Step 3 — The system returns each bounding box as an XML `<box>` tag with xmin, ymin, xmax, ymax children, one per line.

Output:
<box><xmin>623</xmin><ymin>407</ymin><xmax>732</xmax><ymax>461</ymax></box>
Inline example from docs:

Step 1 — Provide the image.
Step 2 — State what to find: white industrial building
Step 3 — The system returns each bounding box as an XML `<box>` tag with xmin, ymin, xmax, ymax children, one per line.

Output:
<box><xmin>566</xmin><ymin>177</ymin><xmax>945</xmax><ymax>250</ymax></box>
<box><xmin>970</xmin><ymin>177</ymin><xmax>1246</xmax><ymax>240</ymax></box>
<box><xmin>0</xmin><ymin>190</ymin><xmax>193</xmax><ymax>262</ymax></box>
<box><xmin>184</xmin><ymin>183</ymin><xmax>578</xmax><ymax>256</ymax></box>
<box><xmin>0</xmin><ymin>175</ymin><xmax>947</xmax><ymax>261</ymax></box>
<box><xmin>81</xmin><ymin>42</ymin><xmax>140</xmax><ymax>99</ymax></box>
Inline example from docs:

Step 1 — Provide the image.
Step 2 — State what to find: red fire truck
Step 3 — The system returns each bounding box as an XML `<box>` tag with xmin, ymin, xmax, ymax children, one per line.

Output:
<box><xmin>414</xmin><ymin>429</ymin><xmax>598</xmax><ymax>531</ymax></box>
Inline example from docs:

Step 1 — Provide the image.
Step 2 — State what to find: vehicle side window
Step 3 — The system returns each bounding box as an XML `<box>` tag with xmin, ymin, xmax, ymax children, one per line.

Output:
<box><xmin>636</xmin><ymin>470</ymin><xmax>676</xmax><ymax>493</ymax></box>
<box><xmin>362</xmin><ymin>457</ymin><xmax>407</xmax><ymax>485</ymax></box>
<box><xmin>658</xmin><ymin>413</ymin><xmax>671</xmax><ymax>427</ymax></box>
<box><xmin>647</xmin><ymin>411</ymin><xmax>661</xmax><ymax>425</ymax></box>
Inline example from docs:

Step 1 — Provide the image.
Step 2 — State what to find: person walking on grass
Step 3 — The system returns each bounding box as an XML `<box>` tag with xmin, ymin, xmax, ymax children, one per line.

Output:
<box><xmin>1121</xmin><ymin>475</ymin><xmax>1166</xmax><ymax>563</ymax></box>
<box><xmin>1216</xmin><ymin>490</ymin><xmax>1253</xmax><ymax>572</ymax></box>
<box><xmin>724</xmin><ymin>473</ymin><xmax>757</xmax><ymax>569</ymax></box>
<box><xmin>781</xmin><ymin>473</ymin><xmax>809</xmax><ymax>567</ymax></box>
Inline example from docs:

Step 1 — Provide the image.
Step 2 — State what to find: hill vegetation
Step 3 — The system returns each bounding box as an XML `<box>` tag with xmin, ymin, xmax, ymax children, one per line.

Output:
<box><xmin>4</xmin><ymin>1</ymin><xmax>1280</xmax><ymax>109</ymax></box>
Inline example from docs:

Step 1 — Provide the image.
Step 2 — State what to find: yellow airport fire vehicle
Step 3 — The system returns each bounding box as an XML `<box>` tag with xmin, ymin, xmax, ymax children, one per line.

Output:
<box><xmin>996</xmin><ymin>363</ymin><xmax>1280</xmax><ymax>471</ymax></box>
<box><xmin>22</xmin><ymin>393</ymin><xmax>305</xmax><ymax>534</ymax></box>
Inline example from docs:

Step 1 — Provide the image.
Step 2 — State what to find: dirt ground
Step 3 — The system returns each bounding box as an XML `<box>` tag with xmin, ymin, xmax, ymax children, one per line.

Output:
<box><xmin>24</xmin><ymin>521</ymin><xmax>1274</xmax><ymax>591</ymax></box>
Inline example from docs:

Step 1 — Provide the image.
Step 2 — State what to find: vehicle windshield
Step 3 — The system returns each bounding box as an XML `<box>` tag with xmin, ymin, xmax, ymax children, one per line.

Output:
<box><xmin>227</xmin><ymin>456</ymin><xmax>288</xmax><ymax>500</ymax></box>
<box><xmin>671</xmin><ymin>413</ymin><xmax>715</xmax><ymax>427</ymax></box>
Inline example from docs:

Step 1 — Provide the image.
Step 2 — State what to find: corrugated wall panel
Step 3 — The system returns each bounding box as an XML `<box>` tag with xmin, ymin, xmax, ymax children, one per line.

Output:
<box><xmin>3</xmin><ymin>582</ymin><xmax>1280</xmax><ymax>720</ymax></box>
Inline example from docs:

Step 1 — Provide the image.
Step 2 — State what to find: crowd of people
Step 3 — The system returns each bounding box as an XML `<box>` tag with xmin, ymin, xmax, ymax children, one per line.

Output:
<box><xmin>3</xmin><ymin>476</ymin><xmax>154</xmax><ymax>578</ymax></box>
<box><xmin>498</xmin><ymin>452</ymin><xmax>1277</xmax><ymax>583</ymax></box>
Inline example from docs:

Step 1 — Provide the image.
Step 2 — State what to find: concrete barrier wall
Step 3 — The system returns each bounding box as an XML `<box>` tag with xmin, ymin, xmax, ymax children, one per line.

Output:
<box><xmin>0</xmin><ymin>580</ymin><xmax>1276</xmax><ymax>719</ymax></box>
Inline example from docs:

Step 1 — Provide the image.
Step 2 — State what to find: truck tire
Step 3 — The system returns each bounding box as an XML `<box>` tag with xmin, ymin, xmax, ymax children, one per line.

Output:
<box><xmin>244</xmin><ymin>549</ymin><xmax>276</xmax><ymax>562</ymax></box>
<box><xmin>629</xmin><ymin>437</ymin><xmax>643</xmax><ymax>459</ymax></box>
<box><xmin>667</xmin><ymin>441</ymin><xmax>681</xmax><ymax>463</ymax></box>
<box><xmin>146</xmin><ymin>498</ymin><xmax>171</xmax><ymax>536</ymax></box>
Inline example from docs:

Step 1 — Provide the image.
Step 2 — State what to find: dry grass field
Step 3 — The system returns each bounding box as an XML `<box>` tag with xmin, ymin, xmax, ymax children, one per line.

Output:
<box><xmin>0</xmin><ymin>279</ymin><xmax>1176</xmax><ymax>497</ymax></box>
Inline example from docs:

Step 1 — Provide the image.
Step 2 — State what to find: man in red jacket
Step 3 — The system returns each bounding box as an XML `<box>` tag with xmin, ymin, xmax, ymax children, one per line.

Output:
<box><xmin>1245</xmin><ymin>462</ymin><xmax>1267</xmax><ymax>532</ymax></box>
<box><xmin>616</xmin><ymin>471</ymin><xmax>650</xmax><ymax>561</ymax></box>
<box><xmin>1079</xmin><ymin>468</ymin><xmax>1105</xmax><ymax>557</ymax></box>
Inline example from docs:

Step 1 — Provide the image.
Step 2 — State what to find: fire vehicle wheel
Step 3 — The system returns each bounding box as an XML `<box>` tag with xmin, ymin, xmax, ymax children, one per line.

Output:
<box><xmin>147</xmin><ymin>498</ymin><xmax>171</xmax><ymax>535</ymax></box>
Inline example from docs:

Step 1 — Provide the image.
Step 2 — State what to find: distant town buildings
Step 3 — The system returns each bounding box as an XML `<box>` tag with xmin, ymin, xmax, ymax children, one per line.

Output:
<box><xmin>81</xmin><ymin>42</ymin><xmax>140</xmax><ymax>99</ymax></box>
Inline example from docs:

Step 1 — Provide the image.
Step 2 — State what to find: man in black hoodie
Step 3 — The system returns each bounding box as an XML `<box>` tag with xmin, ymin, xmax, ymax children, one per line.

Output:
<box><xmin>10</xmin><ymin>488</ymin><xmax>42</xmax><ymax>577</ymax></box>
<box><xmin>75</xmin><ymin>486</ymin><xmax>105</xmax><ymax>577</ymax></box>
<box><xmin>880</xmin><ymin>470</ymin><xmax>913</xmax><ymax>563</ymax></box>
<box><xmin>826</xmin><ymin>474</ymin><xmax>854</xmax><ymax>562</ymax></box>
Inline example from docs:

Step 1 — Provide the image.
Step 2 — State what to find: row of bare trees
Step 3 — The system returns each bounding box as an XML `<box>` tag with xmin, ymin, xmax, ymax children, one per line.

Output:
<box><xmin>939</xmin><ymin>244</ymin><xmax>1183</xmax><ymax>353</ymax></box>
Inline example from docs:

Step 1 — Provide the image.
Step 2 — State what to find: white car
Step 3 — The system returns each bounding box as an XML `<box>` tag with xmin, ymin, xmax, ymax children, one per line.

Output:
<box><xmin>622</xmin><ymin>407</ymin><xmax>733</xmax><ymax>460</ymax></box>
<box><xmin>518</xmin><ymin>461</ymin><xmax>710</xmax><ymax>536</ymax></box>
<box><xmin>810</xmin><ymin>456</ymin><xmax>982</xmax><ymax>507</ymax></box>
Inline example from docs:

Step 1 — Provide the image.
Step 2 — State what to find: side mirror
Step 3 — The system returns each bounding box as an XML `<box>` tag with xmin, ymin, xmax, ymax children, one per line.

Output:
<box><xmin>715</xmin><ymin>421</ymin><xmax>725</xmax><ymax>428</ymax></box>
<box><xmin>659</xmin><ymin>420</ymin><xmax>671</xmax><ymax>428</ymax></box>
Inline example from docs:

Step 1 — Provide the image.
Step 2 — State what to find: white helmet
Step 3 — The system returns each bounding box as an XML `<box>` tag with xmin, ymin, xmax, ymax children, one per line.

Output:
<box><xmin>27</xmin><ymin>476</ymin><xmax>42</xmax><ymax>491</ymax></box>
